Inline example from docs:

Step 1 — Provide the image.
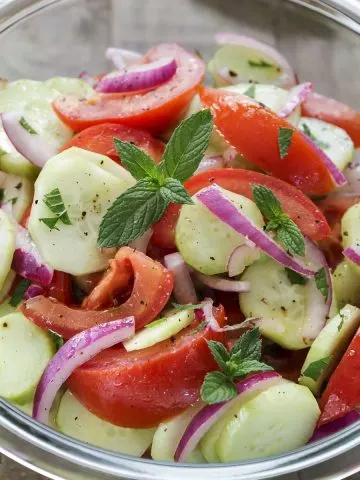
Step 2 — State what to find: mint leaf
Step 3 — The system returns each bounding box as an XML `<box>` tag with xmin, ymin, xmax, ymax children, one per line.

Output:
<box><xmin>158</xmin><ymin>109</ymin><xmax>213</xmax><ymax>182</ymax></box>
<box><xmin>201</xmin><ymin>371</ymin><xmax>237</xmax><ymax>404</ymax></box>
<box><xmin>19</xmin><ymin>116</ymin><xmax>37</xmax><ymax>135</ymax></box>
<box><xmin>285</xmin><ymin>268</ymin><xmax>307</xmax><ymax>285</ymax></box>
<box><xmin>159</xmin><ymin>178</ymin><xmax>193</xmax><ymax>205</ymax></box>
<box><xmin>113</xmin><ymin>139</ymin><xmax>157</xmax><ymax>180</ymax></box>
<box><xmin>232</xmin><ymin>359</ymin><xmax>273</xmax><ymax>378</ymax></box>
<box><xmin>302</xmin><ymin>123</ymin><xmax>330</xmax><ymax>150</ymax></box>
<box><xmin>302</xmin><ymin>355</ymin><xmax>332</xmax><ymax>381</ymax></box>
<box><xmin>48</xmin><ymin>330</ymin><xmax>64</xmax><ymax>351</ymax></box>
<box><xmin>277</xmin><ymin>217</ymin><xmax>305</xmax><ymax>256</ymax></box>
<box><xmin>244</xmin><ymin>84</ymin><xmax>256</xmax><ymax>99</ymax></box>
<box><xmin>230</xmin><ymin>327</ymin><xmax>261</xmax><ymax>361</ymax></box>
<box><xmin>144</xmin><ymin>317</ymin><xmax>168</xmax><ymax>329</ymax></box>
<box><xmin>172</xmin><ymin>302</ymin><xmax>204</xmax><ymax>311</ymax></box>
<box><xmin>207</xmin><ymin>340</ymin><xmax>231</xmax><ymax>372</ymax></box>
<box><xmin>315</xmin><ymin>267</ymin><xmax>329</xmax><ymax>302</ymax></box>
<box><xmin>188</xmin><ymin>320</ymin><xmax>207</xmax><ymax>335</ymax></box>
<box><xmin>42</xmin><ymin>188</ymin><xmax>71</xmax><ymax>226</ymax></box>
<box><xmin>39</xmin><ymin>217</ymin><xmax>60</xmax><ymax>230</ymax></box>
<box><xmin>98</xmin><ymin>178</ymin><xmax>167</xmax><ymax>248</ymax></box>
<box><xmin>337</xmin><ymin>312</ymin><xmax>345</xmax><ymax>332</ymax></box>
<box><xmin>278</xmin><ymin>127</ymin><xmax>293</xmax><ymax>159</ymax></box>
<box><xmin>10</xmin><ymin>279</ymin><xmax>31</xmax><ymax>306</ymax></box>
<box><xmin>252</xmin><ymin>185</ymin><xmax>282</xmax><ymax>220</ymax></box>
<box><xmin>248</xmin><ymin>59</ymin><xmax>275</xmax><ymax>68</ymax></box>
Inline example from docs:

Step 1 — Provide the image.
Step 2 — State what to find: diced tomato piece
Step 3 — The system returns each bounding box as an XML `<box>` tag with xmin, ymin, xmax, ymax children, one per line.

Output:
<box><xmin>47</xmin><ymin>271</ymin><xmax>73</xmax><ymax>305</ymax></box>
<box><xmin>67</xmin><ymin>305</ymin><xmax>225</xmax><ymax>428</ymax></box>
<box><xmin>53</xmin><ymin>44</ymin><xmax>205</xmax><ymax>134</ymax></box>
<box><xmin>152</xmin><ymin>168</ymin><xmax>331</xmax><ymax>249</ymax></box>
<box><xmin>303</xmin><ymin>92</ymin><xmax>360</xmax><ymax>147</ymax></box>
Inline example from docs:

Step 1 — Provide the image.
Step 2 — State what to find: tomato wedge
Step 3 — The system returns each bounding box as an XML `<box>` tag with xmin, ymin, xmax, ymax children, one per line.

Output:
<box><xmin>47</xmin><ymin>271</ymin><xmax>73</xmax><ymax>305</ymax></box>
<box><xmin>21</xmin><ymin>247</ymin><xmax>173</xmax><ymax>338</ymax></box>
<box><xmin>319</xmin><ymin>327</ymin><xmax>360</xmax><ymax>426</ymax></box>
<box><xmin>199</xmin><ymin>87</ymin><xmax>335</xmax><ymax>195</ymax></box>
<box><xmin>53</xmin><ymin>44</ymin><xmax>205</xmax><ymax>134</ymax></box>
<box><xmin>67</xmin><ymin>305</ymin><xmax>225</xmax><ymax>428</ymax></box>
<box><xmin>152</xmin><ymin>168</ymin><xmax>331</xmax><ymax>249</ymax></box>
<box><xmin>303</xmin><ymin>92</ymin><xmax>360</xmax><ymax>147</ymax></box>
<box><xmin>61</xmin><ymin>123</ymin><xmax>165</xmax><ymax>164</ymax></box>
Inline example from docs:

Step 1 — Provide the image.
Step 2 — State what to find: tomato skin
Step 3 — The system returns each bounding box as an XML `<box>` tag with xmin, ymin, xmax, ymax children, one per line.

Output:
<box><xmin>152</xmin><ymin>168</ymin><xmax>331</xmax><ymax>249</ymax></box>
<box><xmin>47</xmin><ymin>271</ymin><xmax>73</xmax><ymax>305</ymax></box>
<box><xmin>53</xmin><ymin>44</ymin><xmax>205</xmax><ymax>134</ymax></box>
<box><xmin>61</xmin><ymin>123</ymin><xmax>164</xmax><ymax>164</ymax></box>
<box><xmin>199</xmin><ymin>87</ymin><xmax>335</xmax><ymax>195</ymax></box>
<box><xmin>319</xmin><ymin>328</ymin><xmax>360</xmax><ymax>426</ymax></box>
<box><xmin>303</xmin><ymin>92</ymin><xmax>360</xmax><ymax>147</ymax></box>
<box><xmin>21</xmin><ymin>247</ymin><xmax>173</xmax><ymax>338</ymax></box>
<box><xmin>68</xmin><ymin>305</ymin><xmax>225</xmax><ymax>428</ymax></box>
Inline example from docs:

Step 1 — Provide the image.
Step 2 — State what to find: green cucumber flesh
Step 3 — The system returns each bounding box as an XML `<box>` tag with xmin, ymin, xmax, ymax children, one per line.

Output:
<box><xmin>333</xmin><ymin>260</ymin><xmax>360</xmax><ymax>309</ymax></box>
<box><xmin>0</xmin><ymin>210</ymin><xmax>15</xmax><ymax>291</ymax></box>
<box><xmin>2</xmin><ymin>173</ymin><xmax>33</xmax><ymax>222</ymax></box>
<box><xmin>342</xmin><ymin>202</ymin><xmax>360</xmax><ymax>275</ymax></box>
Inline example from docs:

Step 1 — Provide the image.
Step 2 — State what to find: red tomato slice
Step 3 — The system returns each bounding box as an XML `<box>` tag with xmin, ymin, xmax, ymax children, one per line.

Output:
<box><xmin>61</xmin><ymin>123</ymin><xmax>165</xmax><ymax>164</ymax></box>
<box><xmin>199</xmin><ymin>87</ymin><xmax>335</xmax><ymax>195</ymax></box>
<box><xmin>53</xmin><ymin>44</ymin><xmax>205</xmax><ymax>134</ymax></box>
<box><xmin>47</xmin><ymin>271</ymin><xmax>73</xmax><ymax>305</ymax></box>
<box><xmin>21</xmin><ymin>247</ymin><xmax>173</xmax><ymax>338</ymax></box>
<box><xmin>67</xmin><ymin>305</ymin><xmax>225</xmax><ymax>428</ymax></box>
<box><xmin>152</xmin><ymin>168</ymin><xmax>331</xmax><ymax>249</ymax></box>
<box><xmin>303</xmin><ymin>92</ymin><xmax>360</xmax><ymax>148</ymax></box>
<box><xmin>319</xmin><ymin>327</ymin><xmax>360</xmax><ymax>426</ymax></box>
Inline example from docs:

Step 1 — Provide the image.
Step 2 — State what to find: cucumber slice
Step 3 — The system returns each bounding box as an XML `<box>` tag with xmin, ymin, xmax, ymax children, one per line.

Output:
<box><xmin>28</xmin><ymin>147</ymin><xmax>135</xmax><ymax>275</ymax></box>
<box><xmin>200</xmin><ymin>376</ymin><xmax>285</xmax><ymax>462</ymax></box>
<box><xmin>299</xmin><ymin>305</ymin><xmax>360</xmax><ymax>395</ymax></box>
<box><xmin>176</xmin><ymin>187</ymin><xmax>264</xmax><ymax>275</ymax></box>
<box><xmin>124</xmin><ymin>308</ymin><xmax>195</xmax><ymax>352</ymax></box>
<box><xmin>0</xmin><ymin>210</ymin><xmax>15</xmax><ymax>291</ymax></box>
<box><xmin>44</xmin><ymin>77</ymin><xmax>94</xmax><ymax>98</ymax></box>
<box><xmin>151</xmin><ymin>403</ymin><xmax>204</xmax><ymax>462</ymax></box>
<box><xmin>342</xmin><ymin>202</ymin><xmax>360</xmax><ymax>275</ymax></box>
<box><xmin>299</xmin><ymin>117</ymin><xmax>354</xmax><ymax>172</ymax></box>
<box><xmin>2</xmin><ymin>174</ymin><xmax>33</xmax><ymax>223</ymax></box>
<box><xmin>0</xmin><ymin>270</ymin><xmax>16</xmax><ymax>304</ymax></box>
<box><xmin>0</xmin><ymin>312</ymin><xmax>55</xmax><ymax>404</ymax></box>
<box><xmin>57</xmin><ymin>390</ymin><xmax>154</xmax><ymax>456</ymax></box>
<box><xmin>239</xmin><ymin>259</ymin><xmax>308</xmax><ymax>350</ymax></box>
<box><xmin>0</xmin><ymin>297</ymin><xmax>16</xmax><ymax>317</ymax></box>
<box><xmin>0</xmin><ymin>129</ymin><xmax>39</xmax><ymax>179</ymax></box>
<box><xmin>333</xmin><ymin>260</ymin><xmax>360</xmax><ymax>309</ymax></box>
<box><xmin>216</xmin><ymin>382</ymin><xmax>320</xmax><ymax>462</ymax></box>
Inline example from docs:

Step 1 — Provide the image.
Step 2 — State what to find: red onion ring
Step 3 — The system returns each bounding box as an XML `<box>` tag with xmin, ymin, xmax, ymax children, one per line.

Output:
<box><xmin>196</xmin><ymin>186</ymin><xmax>316</xmax><ymax>278</ymax></box>
<box><xmin>279</xmin><ymin>82</ymin><xmax>313</xmax><ymax>118</ymax></box>
<box><xmin>227</xmin><ymin>244</ymin><xmax>260</xmax><ymax>277</ymax></box>
<box><xmin>194</xmin><ymin>271</ymin><xmax>250</xmax><ymax>293</ymax></box>
<box><xmin>105</xmin><ymin>47</ymin><xmax>142</xmax><ymax>70</ymax></box>
<box><xmin>1</xmin><ymin>112</ymin><xmax>57</xmax><ymax>169</ymax></box>
<box><xmin>344</xmin><ymin>246</ymin><xmax>360</xmax><ymax>266</ymax></box>
<box><xmin>96</xmin><ymin>57</ymin><xmax>177</xmax><ymax>94</ymax></box>
<box><xmin>23</xmin><ymin>284</ymin><xmax>45</xmax><ymax>300</ymax></box>
<box><xmin>175</xmin><ymin>371</ymin><xmax>281</xmax><ymax>461</ymax></box>
<box><xmin>164</xmin><ymin>252</ymin><xmax>198</xmax><ymax>304</ymax></box>
<box><xmin>195</xmin><ymin>155</ymin><xmax>224</xmax><ymax>174</ymax></box>
<box><xmin>33</xmin><ymin>316</ymin><xmax>135</xmax><ymax>424</ymax></box>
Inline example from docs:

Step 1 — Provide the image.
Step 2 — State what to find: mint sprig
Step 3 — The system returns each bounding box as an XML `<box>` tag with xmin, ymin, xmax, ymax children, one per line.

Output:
<box><xmin>98</xmin><ymin>109</ymin><xmax>213</xmax><ymax>248</ymax></box>
<box><xmin>278</xmin><ymin>127</ymin><xmax>293</xmax><ymax>159</ymax></box>
<box><xmin>201</xmin><ymin>328</ymin><xmax>273</xmax><ymax>405</ymax></box>
<box><xmin>39</xmin><ymin>187</ymin><xmax>71</xmax><ymax>231</ymax></box>
<box><xmin>252</xmin><ymin>184</ymin><xmax>305</xmax><ymax>256</ymax></box>
<box><xmin>302</xmin><ymin>355</ymin><xmax>332</xmax><ymax>381</ymax></box>
<box><xmin>315</xmin><ymin>267</ymin><xmax>329</xmax><ymax>302</ymax></box>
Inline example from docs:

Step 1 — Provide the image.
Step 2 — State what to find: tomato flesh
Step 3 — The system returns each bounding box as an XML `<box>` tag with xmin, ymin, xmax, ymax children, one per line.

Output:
<box><xmin>53</xmin><ymin>44</ymin><xmax>205</xmax><ymax>134</ymax></box>
<box><xmin>21</xmin><ymin>247</ymin><xmax>173</xmax><ymax>338</ymax></box>
<box><xmin>68</xmin><ymin>305</ymin><xmax>225</xmax><ymax>428</ymax></box>
<box><xmin>303</xmin><ymin>92</ymin><xmax>360</xmax><ymax>148</ymax></box>
<box><xmin>319</xmin><ymin>327</ymin><xmax>360</xmax><ymax>426</ymax></box>
<box><xmin>61</xmin><ymin>123</ymin><xmax>164</xmax><ymax>164</ymax></box>
<box><xmin>152</xmin><ymin>168</ymin><xmax>331</xmax><ymax>249</ymax></box>
<box><xmin>199</xmin><ymin>87</ymin><xmax>335</xmax><ymax>195</ymax></box>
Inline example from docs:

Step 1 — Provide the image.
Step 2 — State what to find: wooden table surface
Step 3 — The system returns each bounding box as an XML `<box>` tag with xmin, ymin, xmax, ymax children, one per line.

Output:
<box><xmin>0</xmin><ymin>0</ymin><xmax>360</xmax><ymax>478</ymax></box>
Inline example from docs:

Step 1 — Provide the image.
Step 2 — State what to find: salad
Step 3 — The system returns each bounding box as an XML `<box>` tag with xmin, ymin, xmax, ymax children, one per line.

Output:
<box><xmin>0</xmin><ymin>33</ymin><xmax>360</xmax><ymax>464</ymax></box>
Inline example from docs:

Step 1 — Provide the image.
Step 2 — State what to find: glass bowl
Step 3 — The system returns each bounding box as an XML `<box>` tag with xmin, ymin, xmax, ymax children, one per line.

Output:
<box><xmin>0</xmin><ymin>0</ymin><xmax>360</xmax><ymax>479</ymax></box>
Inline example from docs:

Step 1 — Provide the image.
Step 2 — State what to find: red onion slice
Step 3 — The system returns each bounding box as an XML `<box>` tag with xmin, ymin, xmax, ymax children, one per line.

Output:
<box><xmin>175</xmin><ymin>371</ymin><xmax>281</xmax><ymax>461</ymax></box>
<box><xmin>105</xmin><ymin>47</ymin><xmax>142</xmax><ymax>70</ymax></box>
<box><xmin>279</xmin><ymin>83</ymin><xmax>313</xmax><ymax>118</ymax></box>
<box><xmin>164</xmin><ymin>253</ymin><xmax>198</xmax><ymax>304</ymax></box>
<box><xmin>214</xmin><ymin>33</ymin><xmax>296</xmax><ymax>88</ymax></box>
<box><xmin>195</xmin><ymin>155</ymin><xmax>224</xmax><ymax>174</ymax></box>
<box><xmin>196</xmin><ymin>186</ymin><xmax>316</xmax><ymax>278</ymax></box>
<box><xmin>199</xmin><ymin>298</ymin><xmax>257</xmax><ymax>333</ymax></box>
<box><xmin>227</xmin><ymin>245</ymin><xmax>261</xmax><ymax>277</ymax></box>
<box><xmin>128</xmin><ymin>228</ymin><xmax>153</xmax><ymax>254</ymax></box>
<box><xmin>344</xmin><ymin>246</ymin><xmax>360</xmax><ymax>266</ymax></box>
<box><xmin>302</xmin><ymin>238</ymin><xmax>332</xmax><ymax>343</ymax></box>
<box><xmin>1</xmin><ymin>112</ymin><xmax>57</xmax><ymax>169</ymax></box>
<box><xmin>33</xmin><ymin>316</ymin><xmax>135</xmax><ymax>424</ymax></box>
<box><xmin>194</xmin><ymin>272</ymin><xmax>250</xmax><ymax>293</ymax></box>
<box><xmin>23</xmin><ymin>284</ymin><xmax>45</xmax><ymax>300</ymax></box>
<box><xmin>310</xmin><ymin>410</ymin><xmax>360</xmax><ymax>443</ymax></box>
<box><xmin>96</xmin><ymin>57</ymin><xmax>177</xmax><ymax>94</ymax></box>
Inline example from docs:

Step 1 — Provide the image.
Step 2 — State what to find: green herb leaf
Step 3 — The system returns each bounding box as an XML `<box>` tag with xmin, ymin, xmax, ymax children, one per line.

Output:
<box><xmin>98</xmin><ymin>178</ymin><xmax>167</xmax><ymax>247</ymax></box>
<box><xmin>244</xmin><ymin>84</ymin><xmax>256</xmax><ymax>99</ymax></box>
<box><xmin>301</xmin><ymin>123</ymin><xmax>330</xmax><ymax>150</ymax></box>
<box><xmin>172</xmin><ymin>302</ymin><xmax>204</xmax><ymax>311</ymax></box>
<box><xmin>48</xmin><ymin>330</ymin><xmax>64</xmax><ymax>351</ymax></box>
<box><xmin>0</xmin><ymin>188</ymin><xmax>4</xmax><ymax>204</ymax></box>
<box><xmin>302</xmin><ymin>355</ymin><xmax>332</xmax><ymax>381</ymax></box>
<box><xmin>159</xmin><ymin>178</ymin><xmax>194</xmax><ymax>205</ymax></box>
<box><xmin>194</xmin><ymin>49</ymin><xmax>203</xmax><ymax>60</ymax></box>
<box><xmin>248</xmin><ymin>59</ymin><xmax>275</xmax><ymax>68</ymax></box>
<box><xmin>113</xmin><ymin>139</ymin><xmax>157</xmax><ymax>180</ymax></box>
<box><xmin>278</xmin><ymin>127</ymin><xmax>294</xmax><ymax>160</ymax></box>
<box><xmin>42</xmin><ymin>188</ymin><xmax>71</xmax><ymax>226</ymax></box>
<box><xmin>19</xmin><ymin>116</ymin><xmax>37</xmax><ymax>135</ymax></box>
<box><xmin>277</xmin><ymin>217</ymin><xmax>305</xmax><ymax>256</ymax></box>
<box><xmin>144</xmin><ymin>317</ymin><xmax>168</xmax><ymax>329</ymax></box>
<box><xmin>200</xmin><ymin>371</ymin><xmax>237</xmax><ymax>404</ymax></box>
<box><xmin>230</xmin><ymin>327</ymin><xmax>262</xmax><ymax>361</ymax></box>
<box><xmin>158</xmin><ymin>109</ymin><xmax>213</xmax><ymax>182</ymax></box>
<box><xmin>315</xmin><ymin>267</ymin><xmax>329</xmax><ymax>302</ymax></box>
<box><xmin>285</xmin><ymin>268</ymin><xmax>307</xmax><ymax>285</ymax></box>
<box><xmin>252</xmin><ymin>185</ymin><xmax>282</xmax><ymax>220</ymax></box>
<box><xmin>0</xmin><ymin>148</ymin><xmax>7</xmax><ymax>157</ymax></box>
<box><xmin>188</xmin><ymin>320</ymin><xmax>207</xmax><ymax>335</ymax></box>
<box><xmin>337</xmin><ymin>312</ymin><xmax>345</xmax><ymax>332</ymax></box>
<box><xmin>10</xmin><ymin>279</ymin><xmax>31</xmax><ymax>307</ymax></box>
<box><xmin>207</xmin><ymin>340</ymin><xmax>231</xmax><ymax>372</ymax></box>
<box><xmin>231</xmin><ymin>359</ymin><xmax>274</xmax><ymax>378</ymax></box>
<box><xmin>39</xmin><ymin>217</ymin><xmax>60</xmax><ymax>230</ymax></box>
